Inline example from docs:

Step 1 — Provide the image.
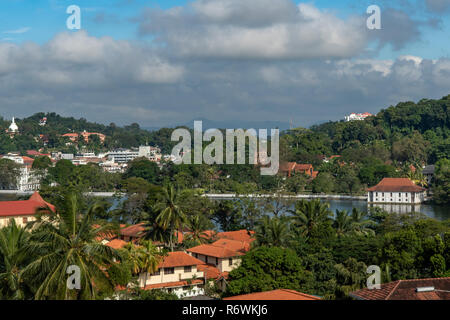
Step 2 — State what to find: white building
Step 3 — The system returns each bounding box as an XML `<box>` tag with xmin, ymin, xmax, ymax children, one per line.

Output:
<box><xmin>344</xmin><ymin>112</ymin><xmax>373</xmax><ymax>122</ymax></box>
<box><xmin>136</xmin><ymin>251</ymin><xmax>206</xmax><ymax>299</ymax></box>
<box><xmin>2</xmin><ymin>155</ymin><xmax>41</xmax><ymax>191</ymax></box>
<box><xmin>367</xmin><ymin>178</ymin><xmax>426</xmax><ymax>204</ymax></box>
<box><xmin>107</xmin><ymin>146</ymin><xmax>161</xmax><ymax>164</ymax></box>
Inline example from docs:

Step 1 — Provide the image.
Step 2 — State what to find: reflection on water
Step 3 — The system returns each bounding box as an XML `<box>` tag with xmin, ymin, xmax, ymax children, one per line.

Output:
<box><xmin>324</xmin><ymin>200</ymin><xmax>449</xmax><ymax>221</ymax></box>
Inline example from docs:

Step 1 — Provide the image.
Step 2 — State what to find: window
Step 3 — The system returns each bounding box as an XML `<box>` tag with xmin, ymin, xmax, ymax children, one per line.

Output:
<box><xmin>215</xmin><ymin>257</ymin><xmax>219</xmax><ymax>265</ymax></box>
<box><xmin>184</xmin><ymin>266</ymin><xmax>192</xmax><ymax>273</ymax></box>
<box><xmin>229</xmin><ymin>258</ymin><xmax>233</xmax><ymax>266</ymax></box>
<box><xmin>399</xmin><ymin>193</ymin><xmax>401</xmax><ymax>197</ymax></box>
<box><xmin>153</xmin><ymin>269</ymin><xmax>160</xmax><ymax>276</ymax></box>
<box><xmin>164</xmin><ymin>267</ymin><xmax>174</xmax><ymax>275</ymax></box>
<box><xmin>194</xmin><ymin>253</ymin><xmax>198</xmax><ymax>258</ymax></box>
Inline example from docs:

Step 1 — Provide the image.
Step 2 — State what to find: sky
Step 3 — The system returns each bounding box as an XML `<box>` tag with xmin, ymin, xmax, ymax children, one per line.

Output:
<box><xmin>1</xmin><ymin>0</ymin><xmax>450</xmax><ymax>128</ymax></box>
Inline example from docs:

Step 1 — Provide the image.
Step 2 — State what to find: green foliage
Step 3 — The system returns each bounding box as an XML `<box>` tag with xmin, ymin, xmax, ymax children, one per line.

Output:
<box><xmin>225</xmin><ymin>246</ymin><xmax>309</xmax><ymax>297</ymax></box>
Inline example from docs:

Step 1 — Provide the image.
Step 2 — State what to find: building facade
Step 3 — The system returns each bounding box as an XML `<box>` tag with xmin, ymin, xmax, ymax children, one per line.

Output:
<box><xmin>367</xmin><ymin>178</ymin><xmax>426</xmax><ymax>204</ymax></box>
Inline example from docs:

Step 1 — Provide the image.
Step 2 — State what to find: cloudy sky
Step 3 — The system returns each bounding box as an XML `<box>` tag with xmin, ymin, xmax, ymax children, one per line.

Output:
<box><xmin>1</xmin><ymin>0</ymin><xmax>450</xmax><ymax>128</ymax></box>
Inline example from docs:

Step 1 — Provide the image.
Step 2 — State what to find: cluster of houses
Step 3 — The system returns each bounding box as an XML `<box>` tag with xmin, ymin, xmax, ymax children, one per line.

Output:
<box><xmin>0</xmin><ymin>192</ymin><xmax>448</xmax><ymax>300</ymax></box>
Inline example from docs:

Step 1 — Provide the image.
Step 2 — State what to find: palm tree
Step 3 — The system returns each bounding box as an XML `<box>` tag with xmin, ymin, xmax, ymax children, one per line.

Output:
<box><xmin>290</xmin><ymin>199</ymin><xmax>333</xmax><ymax>238</ymax></box>
<box><xmin>138</xmin><ymin>240</ymin><xmax>163</xmax><ymax>288</ymax></box>
<box><xmin>255</xmin><ymin>216</ymin><xmax>291</xmax><ymax>248</ymax></box>
<box><xmin>349</xmin><ymin>208</ymin><xmax>375</xmax><ymax>236</ymax></box>
<box><xmin>154</xmin><ymin>185</ymin><xmax>187</xmax><ymax>252</ymax></box>
<box><xmin>184</xmin><ymin>214</ymin><xmax>210</xmax><ymax>246</ymax></box>
<box><xmin>22</xmin><ymin>193</ymin><xmax>122</xmax><ymax>300</ymax></box>
<box><xmin>0</xmin><ymin>220</ymin><xmax>31</xmax><ymax>299</ymax></box>
<box><xmin>333</xmin><ymin>210</ymin><xmax>352</xmax><ymax>238</ymax></box>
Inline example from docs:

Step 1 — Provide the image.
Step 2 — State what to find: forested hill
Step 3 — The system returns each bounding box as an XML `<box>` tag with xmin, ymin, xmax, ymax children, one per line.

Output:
<box><xmin>283</xmin><ymin>94</ymin><xmax>450</xmax><ymax>166</ymax></box>
<box><xmin>0</xmin><ymin>112</ymin><xmax>179</xmax><ymax>154</ymax></box>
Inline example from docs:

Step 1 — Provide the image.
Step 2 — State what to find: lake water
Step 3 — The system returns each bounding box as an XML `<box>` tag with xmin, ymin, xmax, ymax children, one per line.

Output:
<box><xmin>208</xmin><ymin>197</ymin><xmax>449</xmax><ymax>221</ymax></box>
<box><xmin>1</xmin><ymin>194</ymin><xmax>448</xmax><ymax>221</ymax></box>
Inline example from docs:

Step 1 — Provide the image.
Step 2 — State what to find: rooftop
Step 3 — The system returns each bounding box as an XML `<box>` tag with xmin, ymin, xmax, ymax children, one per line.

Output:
<box><xmin>367</xmin><ymin>178</ymin><xmax>425</xmax><ymax>193</ymax></box>
<box><xmin>0</xmin><ymin>192</ymin><xmax>55</xmax><ymax>217</ymax></box>
<box><xmin>158</xmin><ymin>251</ymin><xmax>205</xmax><ymax>268</ymax></box>
<box><xmin>223</xmin><ymin>289</ymin><xmax>321</xmax><ymax>300</ymax></box>
<box><xmin>350</xmin><ymin>277</ymin><xmax>450</xmax><ymax>300</ymax></box>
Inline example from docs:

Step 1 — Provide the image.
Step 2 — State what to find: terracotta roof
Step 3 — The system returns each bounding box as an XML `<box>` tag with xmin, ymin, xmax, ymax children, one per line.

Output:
<box><xmin>350</xmin><ymin>277</ymin><xmax>450</xmax><ymax>300</ymax></box>
<box><xmin>106</xmin><ymin>239</ymin><xmax>127</xmax><ymax>249</ymax></box>
<box><xmin>120</xmin><ymin>223</ymin><xmax>145</xmax><ymax>238</ymax></box>
<box><xmin>197</xmin><ymin>264</ymin><xmax>222</xmax><ymax>279</ymax></box>
<box><xmin>187</xmin><ymin>244</ymin><xmax>244</xmax><ymax>258</ymax></box>
<box><xmin>224</xmin><ymin>289</ymin><xmax>321</xmax><ymax>300</ymax></box>
<box><xmin>367</xmin><ymin>178</ymin><xmax>425</xmax><ymax>192</ymax></box>
<box><xmin>0</xmin><ymin>192</ymin><xmax>55</xmax><ymax>217</ymax></box>
<box><xmin>159</xmin><ymin>251</ymin><xmax>205</xmax><ymax>268</ymax></box>
<box><xmin>143</xmin><ymin>279</ymin><xmax>203</xmax><ymax>290</ymax></box>
<box><xmin>212</xmin><ymin>239</ymin><xmax>251</xmax><ymax>253</ymax></box>
<box><xmin>216</xmin><ymin>230</ymin><xmax>255</xmax><ymax>243</ymax></box>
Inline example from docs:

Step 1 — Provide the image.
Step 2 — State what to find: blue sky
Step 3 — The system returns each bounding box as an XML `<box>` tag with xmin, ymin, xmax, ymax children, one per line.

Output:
<box><xmin>1</xmin><ymin>0</ymin><xmax>450</xmax><ymax>127</ymax></box>
<box><xmin>2</xmin><ymin>0</ymin><xmax>450</xmax><ymax>59</ymax></box>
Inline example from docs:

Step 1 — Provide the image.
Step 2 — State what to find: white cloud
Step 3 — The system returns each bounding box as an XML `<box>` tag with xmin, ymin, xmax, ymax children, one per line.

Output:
<box><xmin>139</xmin><ymin>1</ymin><xmax>367</xmax><ymax>59</ymax></box>
<box><xmin>3</xmin><ymin>27</ymin><xmax>31</xmax><ymax>34</ymax></box>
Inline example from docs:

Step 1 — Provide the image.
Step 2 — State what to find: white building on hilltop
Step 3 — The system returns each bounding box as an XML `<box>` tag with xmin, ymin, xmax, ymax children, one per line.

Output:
<box><xmin>344</xmin><ymin>113</ymin><xmax>373</xmax><ymax>122</ymax></box>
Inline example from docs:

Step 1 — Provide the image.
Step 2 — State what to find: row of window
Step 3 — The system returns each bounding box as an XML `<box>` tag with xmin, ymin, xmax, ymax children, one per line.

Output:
<box><xmin>192</xmin><ymin>253</ymin><xmax>233</xmax><ymax>266</ymax></box>
<box><xmin>152</xmin><ymin>266</ymin><xmax>193</xmax><ymax>276</ymax></box>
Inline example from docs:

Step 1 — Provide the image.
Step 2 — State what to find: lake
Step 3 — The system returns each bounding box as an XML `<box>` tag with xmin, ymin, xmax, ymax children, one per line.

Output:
<box><xmin>1</xmin><ymin>194</ymin><xmax>448</xmax><ymax>221</ymax></box>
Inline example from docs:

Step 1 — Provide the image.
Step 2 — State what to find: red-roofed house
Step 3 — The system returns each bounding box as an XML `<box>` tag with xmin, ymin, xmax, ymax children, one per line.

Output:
<box><xmin>187</xmin><ymin>236</ymin><xmax>252</xmax><ymax>274</ymax></box>
<box><xmin>223</xmin><ymin>289</ymin><xmax>321</xmax><ymax>300</ymax></box>
<box><xmin>137</xmin><ymin>251</ymin><xmax>206</xmax><ymax>298</ymax></box>
<box><xmin>350</xmin><ymin>277</ymin><xmax>450</xmax><ymax>300</ymax></box>
<box><xmin>0</xmin><ymin>192</ymin><xmax>55</xmax><ymax>227</ymax></box>
<box><xmin>367</xmin><ymin>178</ymin><xmax>426</xmax><ymax>204</ymax></box>
<box><xmin>279</xmin><ymin>162</ymin><xmax>317</xmax><ymax>179</ymax></box>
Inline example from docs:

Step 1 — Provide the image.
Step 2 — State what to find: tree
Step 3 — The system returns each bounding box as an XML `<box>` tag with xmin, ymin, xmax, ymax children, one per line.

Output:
<box><xmin>32</xmin><ymin>156</ymin><xmax>51</xmax><ymax>170</ymax></box>
<box><xmin>254</xmin><ymin>216</ymin><xmax>291</xmax><ymax>248</ymax></box>
<box><xmin>0</xmin><ymin>220</ymin><xmax>32</xmax><ymax>299</ymax></box>
<box><xmin>225</xmin><ymin>247</ymin><xmax>310</xmax><ymax>297</ymax></box>
<box><xmin>333</xmin><ymin>210</ymin><xmax>353</xmax><ymax>238</ymax></box>
<box><xmin>433</xmin><ymin>158</ymin><xmax>450</xmax><ymax>205</ymax></box>
<box><xmin>154</xmin><ymin>185</ymin><xmax>187</xmax><ymax>252</ymax></box>
<box><xmin>124</xmin><ymin>158</ymin><xmax>160</xmax><ymax>184</ymax></box>
<box><xmin>349</xmin><ymin>208</ymin><xmax>376</xmax><ymax>236</ymax></box>
<box><xmin>290</xmin><ymin>200</ymin><xmax>333</xmax><ymax>238</ymax></box>
<box><xmin>22</xmin><ymin>194</ymin><xmax>123</xmax><ymax>300</ymax></box>
<box><xmin>0</xmin><ymin>159</ymin><xmax>21</xmax><ymax>190</ymax></box>
<box><xmin>311</xmin><ymin>173</ymin><xmax>336</xmax><ymax>194</ymax></box>
<box><xmin>184</xmin><ymin>214</ymin><xmax>211</xmax><ymax>246</ymax></box>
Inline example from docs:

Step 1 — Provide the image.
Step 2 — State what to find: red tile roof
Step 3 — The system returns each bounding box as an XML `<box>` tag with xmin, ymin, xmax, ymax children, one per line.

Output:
<box><xmin>0</xmin><ymin>192</ymin><xmax>55</xmax><ymax>217</ymax></box>
<box><xmin>143</xmin><ymin>279</ymin><xmax>204</xmax><ymax>290</ymax></box>
<box><xmin>367</xmin><ymin>178</ymin><xmax>425</xmax><ymax>192</ymax></box>
<box><xmin>216</xmin><ymin>230</ymin><xmax>255</xmax><ymax>243</ymax></box>
<box><xmin>212</xmin><ymin>239</ymin><xmax>251</xmax><ymax>253</ymax></box>
<box><xmin>350</xmin><ymin>277</ymin><xmax>450</xmax><ymax>300</ymax></box>
<box><xmin>158</xmin><ymin>251</ymin><xmax>205</xmax><ymax>268</ymax></box>
<box><xmin>120</xmin><ymin>223</ymin><xmax>145</xmax><ymax>238</ymax></box>
<box><xmin>187</xmin><ymin>244</ymin><xmax>242</xmax><ymax>258</ymax></box>
<box><xmin>197</xmin><ymin>264</ymin><xmax>222</xmax><ymax>279</ymax></box>
<box><xmin>106</xmin><ymin>239</ymin><xmax>127</xmax><ymax>249</ymax></box>
<box><xmin>224</xmin><ymin>289</ymin><xmax>321</xmax><ymax>300</ymax></box>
